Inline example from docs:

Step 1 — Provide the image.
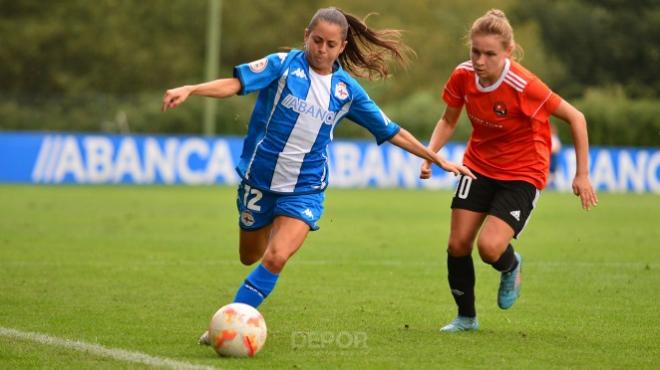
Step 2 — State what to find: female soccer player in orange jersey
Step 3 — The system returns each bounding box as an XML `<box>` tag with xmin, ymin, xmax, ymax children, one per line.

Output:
<box><xmin>420</xmin><ymin>9</ymin><xmax>598</xmax><ymax>332</ymax></box>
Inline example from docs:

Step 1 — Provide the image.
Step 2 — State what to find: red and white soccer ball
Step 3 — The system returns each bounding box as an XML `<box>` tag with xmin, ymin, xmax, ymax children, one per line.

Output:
<box><xmin>208</xmin><ymin>303</ymin><xmax>267</xmax><ymax>358</ymax></box>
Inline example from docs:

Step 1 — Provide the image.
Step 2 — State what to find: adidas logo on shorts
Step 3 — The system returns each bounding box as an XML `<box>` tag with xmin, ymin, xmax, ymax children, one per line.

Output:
<box><xmin>510</xmin><ymin>210</ymin><xmax>521</xmax><ymax>221</ymax></box>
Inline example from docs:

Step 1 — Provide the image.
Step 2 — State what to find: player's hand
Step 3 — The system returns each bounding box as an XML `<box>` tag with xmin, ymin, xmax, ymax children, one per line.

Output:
<box><xmin>419</xmin><ymin>160</ymin><xmax>432</xmax><ymax>179</ymax></box>
<box><xmin>436</xmin><ymin>157</ymin><xmax>476</xmax><ymax>179</ymax></box>
<box><xmin>162</xmin><ymin>86</ymin><xmax>193</xmax><ymax>112</ymax></box>
<box><xmin>572</xmin><ymin>174</ymin><xmax>598</xmax><ymax>210</ymax></box>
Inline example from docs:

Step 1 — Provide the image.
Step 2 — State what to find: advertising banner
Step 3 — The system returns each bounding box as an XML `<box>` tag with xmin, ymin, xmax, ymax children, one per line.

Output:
<box><xmin>1</xmin><ymin>132</ymin><xmax>658</xmax><ymax>193</ymax></box>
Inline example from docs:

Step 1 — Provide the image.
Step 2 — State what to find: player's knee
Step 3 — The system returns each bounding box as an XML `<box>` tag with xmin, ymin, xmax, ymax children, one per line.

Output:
<box><xmin>476</xmin><ymin>239</ymin><xmax>501</xmax><ymax>263</ymax></box>
<box><xmin>261</xmin><ymin>250</ymin><xmax>289</xmax><ymax>273</ymax></box>
<box><xmin>477</xmin><ymin>248</ymin><xmax>498</xmax><ymax>264</ymax></box>
<box><xmin>447</xmin><ymin>239</ymin><xmax>472</xmax><ymax>257</ymax></box>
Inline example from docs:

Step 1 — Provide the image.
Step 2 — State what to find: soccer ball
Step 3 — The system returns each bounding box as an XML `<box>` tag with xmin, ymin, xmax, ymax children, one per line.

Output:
<box><xmin>208</xmin><ymin>303</ymin><xmax>267</xmax><ymax>357</ymax></box>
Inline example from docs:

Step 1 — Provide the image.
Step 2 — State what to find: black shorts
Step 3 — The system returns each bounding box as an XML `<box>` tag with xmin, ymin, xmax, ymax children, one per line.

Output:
<box><xmin>451</xmin><ymin>169</ymin><xmax>540</xmax><ymax>238</ymax></box>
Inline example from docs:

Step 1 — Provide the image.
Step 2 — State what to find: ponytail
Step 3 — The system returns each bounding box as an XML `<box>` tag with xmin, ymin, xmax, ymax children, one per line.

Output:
<box><xmin>308</xmin><ymin>7</ymin><xmax>414</xmax><ymax>80</ymax></box>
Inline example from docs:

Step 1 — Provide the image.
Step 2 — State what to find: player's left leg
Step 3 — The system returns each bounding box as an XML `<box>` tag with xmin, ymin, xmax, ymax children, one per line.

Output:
<box><xmin>233</xmin><ymin>191</ymin><xmax>323</xmax><ymax>308</ymax></box>
<box><xmin>260</xmin><ymin>216</ymin><xmax>310</xmax><ymax>273</ymax></box>
<box><xmin>477</xmin><ymin>216</ymin><xmax>521</xmax><ymax>309</ymax></box>
<box><xmin>478</xmin><ymin>180</ymin><xmax>538</xmax><ymax>309</ymax></box>
<box><xmin>233</xmin><ymin>216</ymin><xmax>309</xmax><ymax>308</ymax></box>
<box><xmin>476</xmin><ymin>216</ymin><xmax>515</xmax><ymax>266</ymax></box>
<box><xmin>199</xmin><ymin>216</ymin><xmax>310</xmax><ymax>346</ymax></box>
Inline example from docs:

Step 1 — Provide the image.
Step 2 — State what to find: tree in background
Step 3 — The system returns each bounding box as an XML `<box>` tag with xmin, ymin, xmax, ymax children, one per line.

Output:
<box><xmin>0</xmin><ymin>0</ymin><xmax>210</xmax><ymax>97</ymax></box>
<box><xmin>513</xmin><ymin>0</ymin><xmax>660</xmax><ymax>99</ymax></box>
<box><xmin>1</xmin><ymin>0</ymin><xmax>658</xmax><ymax>144</ymax></box>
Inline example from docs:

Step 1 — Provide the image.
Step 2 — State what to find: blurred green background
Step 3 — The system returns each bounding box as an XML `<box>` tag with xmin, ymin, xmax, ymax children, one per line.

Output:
<box><xmin>1</xmin><ymin>0</ymin><xmax>659</xmax><ymax>146</ymax></box>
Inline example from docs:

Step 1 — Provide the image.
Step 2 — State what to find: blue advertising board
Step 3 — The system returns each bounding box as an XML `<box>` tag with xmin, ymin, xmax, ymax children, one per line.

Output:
<box><xmin>0</xmin><ymin>132</ymin><xmax>658</xmax><ymax>193</ymax></box>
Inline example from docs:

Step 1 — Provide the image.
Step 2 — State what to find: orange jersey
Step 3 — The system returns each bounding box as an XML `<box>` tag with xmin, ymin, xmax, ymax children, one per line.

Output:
<box><xmin>443</xmin><ymin>59</ymin><xmax>562</xmax><ymax>189</ymax></box>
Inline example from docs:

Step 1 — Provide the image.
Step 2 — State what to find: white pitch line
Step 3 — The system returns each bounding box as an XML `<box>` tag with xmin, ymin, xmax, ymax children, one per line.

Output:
<box><xmin>0</xmin><ymin>327</ymin><xmax>217</xmax><ymax>370</ymax></box>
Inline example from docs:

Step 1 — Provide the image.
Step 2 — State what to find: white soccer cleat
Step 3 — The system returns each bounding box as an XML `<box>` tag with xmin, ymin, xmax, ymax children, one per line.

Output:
<box><xmin>440</xmin><ymin>316</ymin><xmax>479</xmax><ymax>332</ymax></box>
<box><xmin>198</xmin><ymin>330</ymin><xmax>211</xmax><ymax>346</ymax></box>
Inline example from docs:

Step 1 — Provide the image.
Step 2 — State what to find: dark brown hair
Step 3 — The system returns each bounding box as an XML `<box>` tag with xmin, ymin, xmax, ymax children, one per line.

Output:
<box><xmin>307</xmin><ymin>7</ymin><xmax>414</xmax><ymax>80</ymax></box>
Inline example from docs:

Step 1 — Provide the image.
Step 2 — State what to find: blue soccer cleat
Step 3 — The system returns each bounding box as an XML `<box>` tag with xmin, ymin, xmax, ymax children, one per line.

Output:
<box><xmin>440</xmin><ymin>316</ymin><xmax>479</xmax><ymax>332</ymax></box>
<box><xmin>498</xmin><ymin>252</ymin><xmax>522</xmax><ymax>309</ymax></box>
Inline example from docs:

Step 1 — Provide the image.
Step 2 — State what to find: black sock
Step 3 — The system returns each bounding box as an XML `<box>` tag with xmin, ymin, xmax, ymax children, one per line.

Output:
<box><xmin>490</xmin><ymin>244</ymin><xmax>518</xmax><ymax>272</ymax></box>
<box><xmin>447</xmin><ymin>254</ymin><xmax>476</xmax><ymax>318</ymax></box>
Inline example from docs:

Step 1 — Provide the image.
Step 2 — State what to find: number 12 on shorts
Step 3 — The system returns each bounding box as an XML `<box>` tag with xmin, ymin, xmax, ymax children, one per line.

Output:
<box><xmin>243</xmin><ymin>184</ymin><xmax>263</xmax><ymax>211</ymax></box>
<box><xmin>455</xmin><ymin>176</ymin><xmax>473</xmax><ymax>199</ymax></box>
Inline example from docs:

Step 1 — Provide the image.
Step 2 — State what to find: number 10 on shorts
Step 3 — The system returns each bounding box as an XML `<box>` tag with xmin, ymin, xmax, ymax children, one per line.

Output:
<box><xmin>455</xmin><ymin>176</ymin><xmax>473</xmax><ymax>199</ymax></box>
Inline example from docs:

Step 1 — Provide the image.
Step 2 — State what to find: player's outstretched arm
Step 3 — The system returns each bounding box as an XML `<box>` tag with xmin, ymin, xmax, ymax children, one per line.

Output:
<box><xmin>420</xmin><ymin>105</ymin><xmax>462</xmax><ymax>179</ymax></box>
<box><xmin>389</xmin><ymin>128</ymin><xmax>475</xmax><ymax>179</ymax></box>
<box><xmin>162</xmin><ymin>78</ymin><xmax>242</xmax><ymax>112</ymax></box>
<box><xmin>552</xmin><ymin>100</ymin><xmax>598</xmax><ymax>210</ymax></box>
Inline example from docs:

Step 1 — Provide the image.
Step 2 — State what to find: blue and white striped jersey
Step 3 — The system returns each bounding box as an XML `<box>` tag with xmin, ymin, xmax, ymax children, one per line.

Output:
<box><xmin>233</xmin><ymin>49</ymin><xmax>400</xmax><ymax>194</ymax></box>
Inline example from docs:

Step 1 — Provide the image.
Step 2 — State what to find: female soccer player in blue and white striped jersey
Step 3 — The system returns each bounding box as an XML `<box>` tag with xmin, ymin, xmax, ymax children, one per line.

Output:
<box><xmin>163</xmin><ymin>7</ymin><xmax>475</xmax><ymax>344</ymax></box>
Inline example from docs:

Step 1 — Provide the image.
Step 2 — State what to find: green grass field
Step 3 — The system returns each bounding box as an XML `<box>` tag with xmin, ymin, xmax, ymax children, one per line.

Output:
<box><xmin>1</xmin><ymin>185</ymin><xmax>658</xmax><ymax>369</ymax></box>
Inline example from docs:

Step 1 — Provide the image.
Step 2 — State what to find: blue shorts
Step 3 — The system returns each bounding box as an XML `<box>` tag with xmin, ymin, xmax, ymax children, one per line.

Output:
<box><xmin>236</xmin><ymin>181</ymin><xmax>325</xmax><ymax>231</ymax></box>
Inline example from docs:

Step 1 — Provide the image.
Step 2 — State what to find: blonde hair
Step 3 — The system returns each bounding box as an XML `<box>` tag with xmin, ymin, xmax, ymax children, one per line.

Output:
<box><xmin>469</xmin><ymin>9</ymin><xmax>524</xmax><ymax>60</ymax></box>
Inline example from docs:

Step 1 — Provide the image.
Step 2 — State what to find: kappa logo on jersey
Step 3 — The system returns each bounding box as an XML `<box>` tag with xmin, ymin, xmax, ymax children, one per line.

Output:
<box><xmin>302</xmin><ymin>208</ymin><xmax>314</xmax><ymax>218</ymax></box>
<box><xmin>334</xmin><ymin>82</ymin><xmax>349</xmax><ymax>100</ymax></box>
<box><xmin>248</xmin><ymin>58</ymin><xmax>268</xmax><ymax>73</ymax></box>
<box><xmin>241</xmin><ymin>210</ymin><xmax>255</xmax><ymax>226</ymax></box>
<box><xmin>493</xmin><ymin>101</ymin><xmax>508</xmax><ymax>117</ymax></box>
<box><xmin>291</xmin><ymin>68</ymin><xmax>307</xmax><ymax>80</ymax></box>
<box><xmin>510</xmin><ymin>210</ymin><xmax>521</xmax><ymax>221</ymax></box>
<box><xmin>281</xmin><ymin>94</ymin><xmax>336</xmax><ymax>125</ymax></box>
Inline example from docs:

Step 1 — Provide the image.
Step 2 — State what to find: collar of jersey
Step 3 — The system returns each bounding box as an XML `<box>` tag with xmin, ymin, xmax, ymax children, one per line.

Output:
<box><xmin>474</xmin><ymin>58</ymin><xmax>511</xmax><ymax>93</ymax></box>
<box><xmin>308</xmin><ymin>67</ymin><xmax>334</xmax><ymax>82</ymax></box>
<box><xmin>299</xmin><ymin>49</ymin><xmax>343</xmax><ymax>75</ymax></box>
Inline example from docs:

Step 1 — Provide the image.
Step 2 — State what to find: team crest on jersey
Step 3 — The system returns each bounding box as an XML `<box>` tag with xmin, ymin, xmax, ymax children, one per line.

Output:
<box><xmin>334</xmin><ymin>82</ymin><xmax>349</xmax><ymax>100</ymax></box>
<box><xmin>493</xmin><ymin>101</ymin><xmax>508</xmax><ymax>117</ymax></box>
<box><xmin>240</xmin><ymin>210</ymin><xmax>255</xmax><ymax>226</ymax></box>
<box><xmin>248</xmin><ymin>58</ymin><xmax>268</xmax><ymax>73</ymax></box>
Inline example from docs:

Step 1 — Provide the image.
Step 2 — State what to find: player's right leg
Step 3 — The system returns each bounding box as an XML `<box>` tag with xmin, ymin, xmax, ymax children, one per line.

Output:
<box><xmin>200</xmin><ymin>182</ymin><xmax>275</xmax><ymax>346</ymax></box>
<box><xmin>238</xmin><ymin>226</ymin><xmax>271</xmax><ymax>265</ymax></box>
<box><xmin>236</xmin><ymin>181</ymin><xmax>277</xmax><ymax>264</ymax></box>
<box><xmin>441</xmin><ymin>170</ymin><xmax>494</xmax><ymax>332</ymax></box>
<box><xmin>441</xmin><ymin>208</ymin><xmax>485</xmax><ymax>332</ymax></box>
